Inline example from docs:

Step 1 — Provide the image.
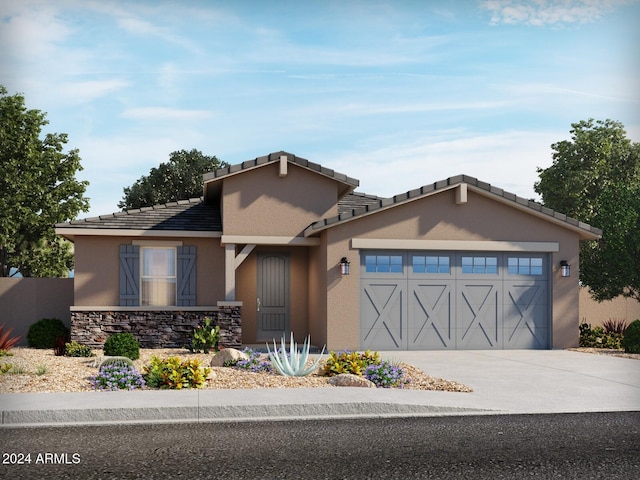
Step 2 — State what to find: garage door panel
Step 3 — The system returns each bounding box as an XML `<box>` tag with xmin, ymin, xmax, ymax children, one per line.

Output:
<box><xmin>361</xmin><ymin>281</ymin><xmax>406</xmax><ymax>350</ymax></box>
<box><xmin>409</xmin><ymin>281</ymin><xmax>454</xmax><ymax>349</ymax></box>
<box><xmin>360</xmin><ymin>251</ymin><xmax>550</xmax><ymax>350</ymax></box>
<box><xmin>457</xmin><ymin>283</ymin><xmax>501</xmax><ymax>349</ymax></box>
<box><xmin>506</xmin><ymin>326</ymin><xmax>549</xmax><ymax>349</ymax></box>
<box><xmin>457</xmin><ymin>325</ymin><xmax>501</xmax><ymax>349</ymax></box>
<box><xmin>504</xmin><ymin>281</ymin><xmax>549</xmax><ymax>349</ymax></box>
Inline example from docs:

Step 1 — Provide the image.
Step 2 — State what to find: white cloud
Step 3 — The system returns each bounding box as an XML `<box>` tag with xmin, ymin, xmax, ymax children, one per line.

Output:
<box><xmin>58</xmin><ymin>80</ymin><xmax>130</xmax><ymax>104</ymax></box>
<box><xmin>326</xmin><ymin>130</ymin><xmax>560</xmax><ymax>201</ymax></box>
<box><xmin>0</xmin><ymin>1</ymin><xmax>72</xmax><ymax>59</ymax></box>
<box><xmin>480</xmin><ymin>0</ymin><xmax>635</xmax><ymax>26</ymax></box>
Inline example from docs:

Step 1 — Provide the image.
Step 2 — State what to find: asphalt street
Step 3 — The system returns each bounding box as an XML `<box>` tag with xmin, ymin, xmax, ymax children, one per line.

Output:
<box><xmin>1</xmin><ymin>412</ymin><xmax>639</xmax><ymax>479</ymax></box>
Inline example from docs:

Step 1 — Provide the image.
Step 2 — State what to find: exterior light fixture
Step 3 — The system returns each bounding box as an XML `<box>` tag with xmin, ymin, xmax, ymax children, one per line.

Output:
<box><xmin>340</xmin><ymin>257</ymin><xmax>350</xmax><ymax>275</ymax></box>
<box><xmin>560</xmin><ymin>260</ymin><xmax>571</xmax><ymax>277</ymax></box>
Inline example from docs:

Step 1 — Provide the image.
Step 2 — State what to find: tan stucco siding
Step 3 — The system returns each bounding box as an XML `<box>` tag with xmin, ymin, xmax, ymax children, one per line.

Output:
<box><xmin>73</xmin><ymin>236</ymin><xmax>224</xmax><ymax>306</ymax></box>
<box><xmin>221</xmin><ymin>163</ymin><xmax>340</xmax><ymax>237</ymax></box>
<box><xmin>322</xmin><ymin>188</ymin><xmax>584</xmax><ymax>350</ymax></box>
<box><xmin>74</xmin><ymin>237</ymin><xmax>120</xmax><ymax>306</ymax></box>
<box><xmin>579</xmin><ymin>288</ymin><xmax>640</xmax><ymax>327</ymax></box>
<box><xmin>308</xmin><ymin>242</ymin><xmax>328</xmax><ymax>347</ymax></box>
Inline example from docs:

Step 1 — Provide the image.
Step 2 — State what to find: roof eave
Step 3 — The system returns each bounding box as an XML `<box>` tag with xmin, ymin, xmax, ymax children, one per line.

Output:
<box><xmin>54</xmin><ymin>227</ymin><xmax>222</xmax><ymax>241</ymax></box>
<box><xmin>203</xmin><ymin>151</ymin><xmax>359</xmax><ymax>201</ymax></box>
<box><xmin>305</xmin><ymin>178</ymin><xmax>602</xmax><ymax>240</ymax></box>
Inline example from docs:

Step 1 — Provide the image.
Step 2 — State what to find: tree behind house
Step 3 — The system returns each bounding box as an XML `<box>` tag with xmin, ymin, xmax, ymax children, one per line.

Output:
<box><xmin>0</xmin><ymin>85</ymin><xmax>89</xmax><ymax>277</ymax></box>
<box><xmin>534</xmin><ymin>119</ymin><xmax>640</xmax><ymax>302</ymax></box>
<box><xmin>118</xmin><ymin>149</ymin><xmax>228</xmax><ymax>210</ymax></box>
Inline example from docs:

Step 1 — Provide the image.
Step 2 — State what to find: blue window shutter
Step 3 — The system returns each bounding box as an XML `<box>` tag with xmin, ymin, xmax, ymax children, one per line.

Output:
<box><xmin>119</xmin><ymin>245</ymin><xmax>140</xmax><ymax>306</ymax></box>
<box><xmin>177</xmin><ymin>245</ymin><xmax>196</xmax><ymax>306</ymax></box>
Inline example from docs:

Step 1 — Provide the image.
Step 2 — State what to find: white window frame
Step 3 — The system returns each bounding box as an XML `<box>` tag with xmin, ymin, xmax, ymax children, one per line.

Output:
<box><xmin>140</xmin><ymin>246</ymin><xmax>178</xmax><ymax>306</ymax></box>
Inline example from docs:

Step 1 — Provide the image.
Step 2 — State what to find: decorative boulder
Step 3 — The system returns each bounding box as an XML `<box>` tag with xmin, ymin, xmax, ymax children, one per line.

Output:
<box><xmin>328</xmin><ymin>373</ymin><xmax>376</xmax><ymax>388</ymax></box>
<box><xmin>210</xmin><ymin>348</ymin><xmax>249</xmax><ymax>367</ymax></box>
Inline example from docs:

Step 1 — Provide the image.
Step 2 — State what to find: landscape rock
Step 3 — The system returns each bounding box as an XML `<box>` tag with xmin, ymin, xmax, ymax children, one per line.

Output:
<box><xmin>327</xmin><ymin>373</ymin><xmax>376</xmax><ymax>388</ymax></box>
<box><xmin>210</xmin><ymin>348</ymin><xmax>249</xmax><ymax>367</ymax></box>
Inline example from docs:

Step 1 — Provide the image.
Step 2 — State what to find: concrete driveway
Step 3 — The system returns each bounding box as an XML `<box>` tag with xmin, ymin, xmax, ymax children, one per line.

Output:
<box><xmin>382</xmin><ymin>349</ymin><xmax>640</xmax><ymax>414</ymax></box>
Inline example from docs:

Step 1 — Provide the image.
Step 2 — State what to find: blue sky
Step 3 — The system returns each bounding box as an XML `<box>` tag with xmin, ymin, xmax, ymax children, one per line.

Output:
<box><xmin>2</xmin><ymin>0</ymin><xmax>639</xmax><ymax>218</ymax></box>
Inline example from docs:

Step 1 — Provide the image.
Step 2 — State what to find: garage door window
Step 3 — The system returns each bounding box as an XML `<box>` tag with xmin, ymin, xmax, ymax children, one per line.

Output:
<box><xmin>508</xmin><ymin>257</ymin><xmax>543</xmax><ymax>275</ymax></box>
<box><xmin>412</xmin><ymin>255</ymin><xmax>450</xmax><ymax>274</ymax></box>
<box><xmin>365</xmin><ymin>254</ymin><xmax>403</xmax><ymax>273</ymax></box>
<box><xmin>461</xmin><ymin>256</ymin><xmax>498</xmax><ymax>274</ymax></box>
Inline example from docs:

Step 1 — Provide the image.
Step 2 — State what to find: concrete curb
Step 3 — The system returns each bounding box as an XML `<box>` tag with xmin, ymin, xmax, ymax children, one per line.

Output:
<box><xmin>0</xmin><ymin>402</ymin><xmax>494</xmax><ymax>426</ymax></box>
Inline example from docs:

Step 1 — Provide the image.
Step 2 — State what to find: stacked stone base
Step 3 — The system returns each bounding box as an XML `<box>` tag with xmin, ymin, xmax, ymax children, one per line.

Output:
<box><xmin>70</xmin><ymin>306</ymin><xmax>241</xmax><ymax>349</ymax></box>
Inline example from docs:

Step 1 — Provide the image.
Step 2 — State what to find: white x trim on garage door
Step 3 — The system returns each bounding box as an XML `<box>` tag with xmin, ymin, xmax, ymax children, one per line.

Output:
<box><xmin>360</xmin><ymin>251</ymin><xmax>550</xmax><ymax>350</ymax></box>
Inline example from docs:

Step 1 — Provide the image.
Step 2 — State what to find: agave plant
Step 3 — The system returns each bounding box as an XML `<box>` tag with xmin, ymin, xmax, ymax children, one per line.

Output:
<box><xmin>266</xmin><ymin>333</ymin><xmax>326</xmax><ymax>376</ymax></box>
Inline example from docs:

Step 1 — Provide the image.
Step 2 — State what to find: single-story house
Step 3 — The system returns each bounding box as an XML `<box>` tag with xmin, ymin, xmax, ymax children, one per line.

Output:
<box><xmin>55</xmin><ymin>151</ymin><xmax>601</xmax><ymax>351</ymax></box>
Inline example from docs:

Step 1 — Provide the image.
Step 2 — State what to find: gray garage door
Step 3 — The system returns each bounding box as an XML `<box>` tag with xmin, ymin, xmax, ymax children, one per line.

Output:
<box><xmin>360</xmin><ymin>251</ymin><xmax>550</xmax><ymax>350</ymax></box>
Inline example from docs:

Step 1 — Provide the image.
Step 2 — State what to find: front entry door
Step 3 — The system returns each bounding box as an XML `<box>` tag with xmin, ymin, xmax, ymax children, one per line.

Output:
<box><xmin>256</xmin><ymin>252</ymin><xmax>290</xmax><ymax>341</ymax></box>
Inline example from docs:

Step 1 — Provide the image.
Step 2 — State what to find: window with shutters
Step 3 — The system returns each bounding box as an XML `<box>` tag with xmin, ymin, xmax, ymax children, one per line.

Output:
<box><xmin>119</xmin><ymin>244</ymin><xmax>196</xmax><ymax>307</ymax></box>
<box><xmin>141</xmin><ymin>247</ymin><xmax>177</xmax><ymax>306</ymax></box>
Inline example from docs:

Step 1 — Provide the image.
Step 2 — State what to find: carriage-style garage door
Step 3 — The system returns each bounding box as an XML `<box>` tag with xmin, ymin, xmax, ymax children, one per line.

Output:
<box><xmin>360</xmin><ymin>251</ymin><xmax>550</xmax><ymax>350</ymax></box>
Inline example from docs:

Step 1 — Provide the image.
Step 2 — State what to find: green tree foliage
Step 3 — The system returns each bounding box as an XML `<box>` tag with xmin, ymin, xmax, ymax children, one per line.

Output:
<box><xmin>580</xmin><ymin>183</ymin><xmax>640</xmax><ymax>301</ymax></box>
<box><xmin>534</xmin><ymin>119</ymin><xmax>640</xmax><ymax>301</ymax></box>
<box><xmin>0</xmin><ymin>86</ymin><xmax>89</xmax><ymax>277</ymax></box>
<box><xmin>118</xmin><ymin>149</ymin><xmax>228</xmax><ymax>210</ymax></box>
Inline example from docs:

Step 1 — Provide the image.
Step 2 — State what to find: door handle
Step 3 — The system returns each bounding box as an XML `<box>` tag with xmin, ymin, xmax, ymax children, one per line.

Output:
<box><xmin>257</xmin><ymin>297</ymin><xmax>261</xmax><ymax>312</ymax></box>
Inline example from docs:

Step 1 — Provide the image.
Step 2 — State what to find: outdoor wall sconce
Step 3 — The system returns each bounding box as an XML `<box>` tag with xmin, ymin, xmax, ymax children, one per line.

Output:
<box><xmin>560</xmin><ymin>260</ymin><xmax>571</xmax><ymax>277</ymax></box>
<box><xmin>340</xmin><ymin>257</ymin><xmax>350</xmax><ymax>275</ymax></box>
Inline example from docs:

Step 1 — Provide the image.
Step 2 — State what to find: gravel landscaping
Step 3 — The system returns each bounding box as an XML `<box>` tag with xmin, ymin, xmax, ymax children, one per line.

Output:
<box><xmin>569</xmin><ymin>347</ymin><xmax>640</xmax><ymax>360</ymax></box>
<box><xmin>0</xmin><ymin>348</ymin><xmax>473</xmax><ymax>394</ymax></box>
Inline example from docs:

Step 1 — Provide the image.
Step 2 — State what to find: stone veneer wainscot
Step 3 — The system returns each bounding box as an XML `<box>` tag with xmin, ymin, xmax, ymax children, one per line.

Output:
<box><xmin>70</xmin><ymin>303</ymin><xmax>242</xmax><ymax>349</ymax></box>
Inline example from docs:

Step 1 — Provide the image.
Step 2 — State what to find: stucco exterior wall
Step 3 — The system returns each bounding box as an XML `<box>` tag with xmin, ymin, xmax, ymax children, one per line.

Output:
<box><xmin>579</xmin><ymin>289</ymin><xmax>640</xmax><ymax>327</ymax></box>
<box><xmin>221</xmin><ymin>163</ymin><xmax>339</xmax><ymax>236</ymax></box>
<box><xmin>307</xmin><ymin>243</ymin><xmax>328</xmax><ymax>347</ymax></box>
<box><xmin>0</xmin><ymin>278</ymin><xmax>74</xmax><ymax>346</ymax></box>
<box><xmin>322</xmin><ymin>189</ymin><xmax>584</xmax><ymax>350</ymax></box>
<box><xmin>73</xmin><ymin>235</ymin><xmax>224</xmax><ymax>306</ymax></box>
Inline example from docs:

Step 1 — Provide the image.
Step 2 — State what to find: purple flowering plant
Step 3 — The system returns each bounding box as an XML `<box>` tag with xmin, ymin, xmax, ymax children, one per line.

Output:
<box><xmin>231</xmin><ymin>348</ymin><xmax>273</xmax><ymax>373</ymax></box>
<box><xmin>90</xmin><ymin>363</ymin><xmax>146</xmax><ymax>391</ymax></box>
<box><xmin>363</xmin><ymin>361</ymin><xmax>409</xmax><ymax>388</ymax></box>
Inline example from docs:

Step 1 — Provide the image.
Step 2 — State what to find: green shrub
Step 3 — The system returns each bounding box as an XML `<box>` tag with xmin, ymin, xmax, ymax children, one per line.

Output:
<box><xmin>27</xmin><ymin>318</ymin><xmax>70</xmax><ymax>349</ymax></box>
<box><xmin>621</xmin><ymin>319</ymin><xmax>640</xmax><ymax>354</ymax></box>
<box><xmin>64</xmin><ymin>341</ymin><xmax>95</xmax><ymax>358</ymax></box>
<box><xmin>186</xmin><ymin>317</ymin><xmax>220</xmax><ymax>353</ymax></box>
<box><xmin>143</xmin><ymin>356</ymin><xmax>210</xmax><ymax>389</ymax></box>
<box><xmin>579</xmin><ymin>323</ymin><xmax>623</xmax><ymax>349</ymax></box>
<box><xmin>322</xmin><ymin>350</ymin><xmax>381</xmax><ymax>377</ymax></box>
<box><xmin>103</xmin><ymin>332</ymin><xmax>140</xmax><ymax>360</ymax></box>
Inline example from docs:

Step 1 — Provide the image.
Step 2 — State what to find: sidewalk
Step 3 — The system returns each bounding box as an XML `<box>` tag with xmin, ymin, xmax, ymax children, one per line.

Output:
<box><xmin>1</xmin><ymin>350</ymin><xmax>638</xmax><ymax>426</ymax></box>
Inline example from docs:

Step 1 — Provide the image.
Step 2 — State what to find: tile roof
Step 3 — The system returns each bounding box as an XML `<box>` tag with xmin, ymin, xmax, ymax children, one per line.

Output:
<box><xmin>203</xmin><ymin>150</ymin><xmax>359</xmax><ymax>189</ymax></box>
<box><xmin>55</xmin><ymin>197</ymin><xmax>221</xmax><ymax>232</ymax></box>
<box><xmin>338</xmin><ymin>191</ymin><xmax>386</xmax><ymax>216</ymax></box>
<box><xmin>306</xmin><ymin>174</ymin><xmax>602</xmax><ymax>239</ymax></box>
